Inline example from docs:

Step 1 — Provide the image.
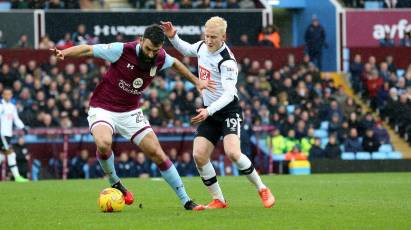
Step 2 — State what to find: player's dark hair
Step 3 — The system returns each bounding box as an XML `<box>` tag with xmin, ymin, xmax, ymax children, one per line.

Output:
<box><xmin>143</xmin><ymin>24</ymin><xmax>165</xmax><ymax>46</ymax></box>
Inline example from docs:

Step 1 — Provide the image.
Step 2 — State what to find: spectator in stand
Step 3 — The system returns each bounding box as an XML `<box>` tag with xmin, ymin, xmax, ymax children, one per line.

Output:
<box><xmin>49</xmin><ymin>152</ymin><xmax>64</xmax><ymax>178</ymax></box>
<box><xmin>196</xmin><ymin>0</ymin><xmax>211</xmax><ymax>8</ymax></box>
<box><xmin>227</xmin><ymin>0</ymin><xmax>239</xmax><ymax>8</ymax></box>
<box><xmin>211</xmin><ymin>0</ymin><xmax>227</xmax><ymax>8</ymax></box>
<box><xmin>39</xmin><ymin>35</ymin><xmax>55</xmax><ymax>49</ymax></box>
<box><xmin>132</xmin><ymin>152</ymin><xmax>150</xmax><ymax>178</ymax></box>
<box><xmin>360</xmin><ymin>112</ymin><xmax>375</xmax><ymax>131</ymax></box>
<box><xmin>379</xmin><ymin>62</ymin><xmax>390</xmax><ymax>82</ymax></box>
<box><xmin>385</xmin><ymin>55</ymin><xmax>397</xmax><ymax>73</ymax></box>
<box><xmin>72</xmin><ymin>24</ymin><xmax>97</xmax><ymax>45</ymax></box>
<box><xmin>400</xmin><ymin>31</ymin><xmax>411</xmax><ymax>47</ymax></box>
<box><xmin>56</xmin><ymin>33</ymin><xmax>74</xmax><ymax>49</ymax></box>
<box><xmin>176</xmin><ymin>152</ymin><xmax>197</xmax><ymax>177</ymax></box>
<box><xmin>268</xmin><ymin>128</ymin><xmax>285</xmax><ymax>155</ymax></box>
<box><xmin>324</xmin><ymin>134</ymin><xmax>341</xmax><ymax>159</ymax></box>
<box><xmin>168</xmin><ymin>148</ymin><xmax>179</xmax><ymax>165</ymax></box>
<box><xmin>285</xmin><ymin>145</ymin><xmax>307</xmax><ymax>161</ymax></box>
<box><xmin>44</xmin><ymin>0</ymin><xmax>65</xmax><ymax>9</ymax></box>
<box><xmin>362</xmin><ymin>129</ymin><xmax>381</xmax><ymax>153</ymax></box>
<box><xmin>373</xmin><ymin>118</ymin><xmax>390</xmax><ymax>144</ymax></box>
<box><xmin>366</xmin><ymin>70</ymin><xmax>384</xmax><ymax>109</ymax></box>
<box><xmin>179</xmin><ymin>0</ymin><xmax>192</xmax><ymax>8</ymax></box>
<box><xmin>149</xmin><ymin>107</ymin><xmax>163</xmax><ymax>126</ymax></box>
<box><xmin>343</xmin><ymin>127</ymin><xmax>362</xmax><ymax>153</ymax></box>
<box><xmin>379</xmin><ymin>32</ymin><xmax>394</xmax><ymax>47</ymax></box>
<box><xmin>163</xmin><ymin>0</ymin><xmax>179</xmax><ymax>10</ymax></box>
<box><xmin>258</xmin><ymin>25</ymin><xmax>280</xmax><ymax>48</ymax></box>
<box><xmin>13</xmin><ymin>34</ymin><xmax>32</xmax><ymax>48</ymax></box>
<box><xmin>116</xmin><ymin>151</ymin><xmax>134</xmax><ymax>178</ymax></box>
<box><xmin>308</xmin><ymin>137</ymin><xmax>323</xmax><ymax>160</ymax></box>
<box><xmin>69</xmin><ymin>149</ymin><xmax>89</xmax><ymax>178</ymax></box>
<box><xmin>89</xmin><ymin>158</ymin><xmax>104</xmax><ymax>178</ymax></box>
<box><xmin>239</xmin><ymin>0</ymin><xmax>255</xmax><ymax>8</ymax></box>
<box><xmin>304</xmin><ymin>15</ymin><xmax>326</xmax><ymax>70</ymax></box>
<box><xmin>238</xmin><ymin>34</ymin><xmax>250</xmax><ymax>46</ymax></box>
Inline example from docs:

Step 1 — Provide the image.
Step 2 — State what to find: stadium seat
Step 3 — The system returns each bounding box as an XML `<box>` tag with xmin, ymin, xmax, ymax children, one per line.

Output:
<box><xmin>0</xmin><ymin>2</ymin><xmax>11</xmax><ymax>9</ymax></box>
<box><xmin>371</xmin><ymin>152</ymin><xmax>387</xmax><ymax>160</ymax></box>
<box><xmin>378</xmin><ymin>144</ymin><xmax>393</xmax><ymax>153</ymax></box>
<box><xmin>272</xmin><ymin>154</ymin><xmax>286</xmax><ymax>161</ymax></box>
<box><xmin>320</xmin><ymin>121</ymin><xmax>329</xmax><ymax>130</ymax></box>
<box><xmin>320</xmin><ymin>137</ymin><xmax>328</xmax><ymax>149</ymax></box>
<box><xmin>356</xmin><ymin>152</ymin><xmax>371</xmax><ymax>160</ymax></box>
<box><xmin>314</xmin><ymin>129</ymin><xmax>328</xmax><ymax>139</ymax></box>
<box><xmin>364</xmin><ymin>1</ymin><xmax>382</xmax><ymax>9</ymax></box>
<box><xmin>287</xmin><ymin>105</ymin><xmax>295</xmax><ymax>114</ymax></box>
<box><xmin>341</xmin><ymin>152</ymin><xmax>355</xmax><ymax>160</ymax></box>
<box><xmin>386</xmin><ymin>151</ymin><xmax>403</xmax><ymax>160</ymax></box>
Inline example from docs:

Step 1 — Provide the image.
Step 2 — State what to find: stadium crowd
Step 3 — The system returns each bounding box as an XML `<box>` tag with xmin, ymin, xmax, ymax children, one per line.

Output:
<box><xmin>349</xmin><ymin>54</ymin><xmax>411</xmax><ymax>145</ymax></box>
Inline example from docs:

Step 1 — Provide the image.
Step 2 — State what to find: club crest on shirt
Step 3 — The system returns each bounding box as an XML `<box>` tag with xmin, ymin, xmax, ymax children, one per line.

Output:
<box><xmin>133</xmin><ymin>78</ymin><xmax>144</xmax><ymax>88</ymax></box>
<box><xmin>150</xmin><ymin>66</ymin><xmax>157</xmax><ymax>77</ymax></box>
<box><xmin>199</xmin><ymin>65</ymin><xmax>211</xmax><ymax>80</ymax></box>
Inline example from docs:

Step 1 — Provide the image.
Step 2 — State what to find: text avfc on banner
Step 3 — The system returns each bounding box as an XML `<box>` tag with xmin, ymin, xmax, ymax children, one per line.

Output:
<box><xmin>346</xmin><ymin>10</ymin><xmax>411</xmax><ymax>47</ymax></box>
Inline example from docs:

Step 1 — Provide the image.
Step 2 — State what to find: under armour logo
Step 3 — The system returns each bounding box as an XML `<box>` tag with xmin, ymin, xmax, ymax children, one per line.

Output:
<box><xmin>127</xmin><ymin>63</ymin><xmax>134</xmax><ymax>69</ymax></box>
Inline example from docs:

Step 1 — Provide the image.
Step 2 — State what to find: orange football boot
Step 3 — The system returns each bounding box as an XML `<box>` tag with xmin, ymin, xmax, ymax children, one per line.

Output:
<box><xmin>258</xmin><ymin>188</ymin><xmax>275</xmax><ymax>208</ymax></box>
<box><xmin>206</xmin><ymin>199</ymin><xmax>228</xmax><ymax>209</ymax></box>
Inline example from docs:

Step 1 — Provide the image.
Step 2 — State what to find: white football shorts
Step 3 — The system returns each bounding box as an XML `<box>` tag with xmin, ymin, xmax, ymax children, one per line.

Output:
<box><xmin>87</xmin><ymin>107</ymin><xmax>152</xmax><ymax>145</ymax></box>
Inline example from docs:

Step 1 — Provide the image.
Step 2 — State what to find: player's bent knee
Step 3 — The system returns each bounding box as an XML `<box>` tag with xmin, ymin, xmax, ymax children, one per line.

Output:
<box><xmin>226</xmin><ymin>151</ymin><xmax>241</xmax><ymax>162</ymax></box>
<box><xmin>95</xmin><ymin>139</ymin><xmax>112</xmax><ymax>154</ymax></box>
<box><xmin>193</xmin><ymin>152</ymin><xmax>208</xmax><ymax>167</ymax></box>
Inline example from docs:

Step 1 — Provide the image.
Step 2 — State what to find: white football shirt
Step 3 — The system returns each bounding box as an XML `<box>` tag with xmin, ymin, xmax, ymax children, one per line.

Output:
<box><xmin>169</xmin><ymin>34</ymin><xmax>239</xmax><ymax>116</ymax></box>
<box><xmin>0</xmin><ymin>99</ymin><xmax>25</xmax><ymax>137</ymax></box>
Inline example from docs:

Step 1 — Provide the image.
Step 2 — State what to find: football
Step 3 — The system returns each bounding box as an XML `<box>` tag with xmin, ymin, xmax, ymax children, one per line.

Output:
<box><xmin>98</xmin><ymin>188</ymin><xmax>125</xmax><ymax>212</ymax></box>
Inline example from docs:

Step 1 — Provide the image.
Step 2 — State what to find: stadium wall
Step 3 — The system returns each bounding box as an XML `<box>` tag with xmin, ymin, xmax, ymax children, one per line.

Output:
<box><xmin>0</xmin><ymin>47</ymin><xmax>305</xmax><ymax>69</ymax></box>
<box><xmin>348</xmin><ymin>47</ymin><xmax>411</xmax><ymax>69</ymax></box>
<box><xmin>294</xmin><ymin>0</ymin><xmax>340</xmax><ymax>71</ymax></box>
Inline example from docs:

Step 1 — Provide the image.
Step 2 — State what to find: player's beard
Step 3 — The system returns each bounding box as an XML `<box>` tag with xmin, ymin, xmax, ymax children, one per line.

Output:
<box><xmin>140</xmin><ymin>48</ymin><xmax>156</xmax><ymax>64</ymax></box>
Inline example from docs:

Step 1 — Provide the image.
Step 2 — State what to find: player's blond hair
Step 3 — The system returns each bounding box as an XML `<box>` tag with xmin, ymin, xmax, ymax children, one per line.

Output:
<box><xmin>205</xmin><ymin>16</ymin><xmax>227</xmax><ymax>34</ymax></box>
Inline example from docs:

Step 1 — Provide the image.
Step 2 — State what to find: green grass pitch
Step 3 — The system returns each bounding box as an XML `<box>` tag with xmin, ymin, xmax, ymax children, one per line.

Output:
<box><xmin>0</xmin><ymin>173</ymin><xmax>410</xmax><ymax>230</ymax></box>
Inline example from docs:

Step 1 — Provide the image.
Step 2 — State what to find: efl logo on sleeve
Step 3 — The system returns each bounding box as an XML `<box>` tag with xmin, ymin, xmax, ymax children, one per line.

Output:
<box><xmin>199</xmin><ymin>65</ymin><xmax>211</xmax><ymax>80</ymax></box>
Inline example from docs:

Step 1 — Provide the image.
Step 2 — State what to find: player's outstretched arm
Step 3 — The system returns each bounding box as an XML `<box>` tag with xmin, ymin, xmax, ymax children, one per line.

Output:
<box><xmin>171</xmin><ymin>58</ymin><xmax>216</xmax><ymax>93</ymax></box>
<box><xmin>50</xmin><ymin>45</ymin><xmax>93</xmax><ymax>61</ymax></box>
<box><xmin>161</xmin><ymin>21</ymin><xmax>199</xmax><ymax>57</ymax></box>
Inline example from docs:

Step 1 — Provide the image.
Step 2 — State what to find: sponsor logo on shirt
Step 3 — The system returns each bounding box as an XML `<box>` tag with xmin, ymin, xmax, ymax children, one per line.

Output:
<box><xmin>118</xmin><ymin>79</ymin><xmax>142</xmax><ymax>95</ymax></box>
<box><xmin>199</xmin><ymin>65</ymin><xmax>211</xmax><ymax>80</ymax></box>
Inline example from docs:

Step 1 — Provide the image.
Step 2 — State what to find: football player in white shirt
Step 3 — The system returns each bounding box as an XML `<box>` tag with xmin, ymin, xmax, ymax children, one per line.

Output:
<box><xmin>0</xmin><ymin>88</ymin><xmax>29</xmax><ymax>182</ymax></box>
<box><xmin>162</xmin><ymin>17</ymin><xmax>275</xmax><ymax>209</ymax></box>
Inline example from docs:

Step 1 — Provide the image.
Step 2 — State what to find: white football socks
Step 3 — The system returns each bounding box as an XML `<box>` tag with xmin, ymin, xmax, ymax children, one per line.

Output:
<box><xmin>197</xmin><ymin>161</ymin><xmax>225</xmax><ymax>202</ymax></box>
<box><xmin>235</xmin><ymin>154</ymin><xmax>266</xmax><ymax>191</ymax></box>
<box><xmin>7</xmin><ymin>152</ymin><xmax>21</xmax><ymax>178</ymax></box>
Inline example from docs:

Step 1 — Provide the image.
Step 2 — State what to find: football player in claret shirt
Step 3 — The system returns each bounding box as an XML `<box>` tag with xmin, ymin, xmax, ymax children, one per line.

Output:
<box><xmin>51</xmin><ymin>25</ymin><xmax>216</xmax><ymax>210</ymax></box>
<box><xmin>162</xmin><ymin>17</ymin><xmax>275</xmax><ymax>209</ymax></box>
